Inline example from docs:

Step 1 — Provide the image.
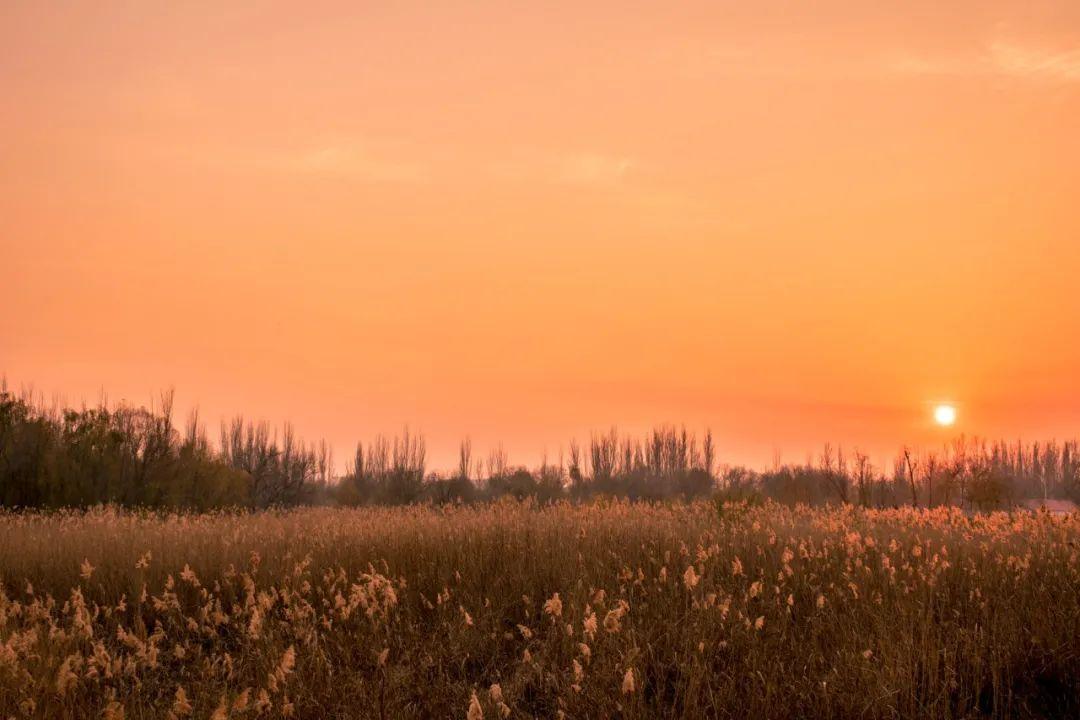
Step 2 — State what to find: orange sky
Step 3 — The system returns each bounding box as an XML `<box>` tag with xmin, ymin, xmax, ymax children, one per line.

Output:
<box><xmin>2</xmin><ymin>1</ymin><xmax>1080</xmax><ymax>471</ymax></box>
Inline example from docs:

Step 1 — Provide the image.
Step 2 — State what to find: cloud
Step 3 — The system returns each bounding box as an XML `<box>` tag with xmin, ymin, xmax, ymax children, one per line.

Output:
<box><xmin>887</xmin><ymin>41</ymin><xmax>1080</xmax><ymax>83</ymax></box>
<box><xmin>989</xmin><ymin>43</ymin><xmax>1080</xmax><ymax>81</ymax></box>
<box><xmin>487</xmin><ymin>150</ymin><xmax>635</xmax><ymax>188</ymax></box>
<box><xmin>149</xmin><ymin>136</ymin><xmax>432</xmax><ymax>184</ymax></box>
<box><xmin>556</xmin><ymin>153</ymin><xmax>634</xmax><ymax>187</ymax></box>
<box><xmin>270</xmin><ymin>141</ymin><xmax>429</xmax><ymax>183</ymax></box>
<box><xmin>885</xmin><ymin>54</ymin><xmax>974</xmax><ymax>77</ymax></box>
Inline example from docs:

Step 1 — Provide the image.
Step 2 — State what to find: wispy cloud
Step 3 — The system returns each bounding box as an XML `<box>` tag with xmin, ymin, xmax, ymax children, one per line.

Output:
<box><xmin>885</xmin><ymin>54</ymin><xmax>974</xmax><ymax>77</ymax></box>
<box><xmin>147</xmin><ymin>135</ymin><xmax>432</xmax><ymax>183</ymax></box>
<box><xmin>266</xmin><ymin>140</ymin><xmax>429</xmax><ymax>183</ymax></box>
<box><xmin>989</xmin><ymin>43</ymin><xmax>1080</xmax><ymax>81</ymax></box>
<box><xmin>556</xmin><ymin>153</ymin><xmax>634</xmax><ymax>187</ymax></box>
<box><xmin>489</xmin><ymin>150</ymin><xmax>635</xmax><ymax>188</ymax></box>
<box><xmin>887</xmin><ymin>41</ymin><xmax>1080</xmax><ymax>83</ymax></box>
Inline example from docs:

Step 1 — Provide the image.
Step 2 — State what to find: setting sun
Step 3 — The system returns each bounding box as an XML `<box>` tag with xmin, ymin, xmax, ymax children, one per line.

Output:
<box><xmin>934</xmin><ymin>404</ymin><xmax>958</xmax><ymax>427</ymax></box>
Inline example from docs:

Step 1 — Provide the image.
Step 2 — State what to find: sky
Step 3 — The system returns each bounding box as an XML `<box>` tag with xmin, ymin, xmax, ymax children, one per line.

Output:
<box><xmin>2</xmin><ymin>1</ymin><xmax>1080</xmax><ymax>472</ymax></box>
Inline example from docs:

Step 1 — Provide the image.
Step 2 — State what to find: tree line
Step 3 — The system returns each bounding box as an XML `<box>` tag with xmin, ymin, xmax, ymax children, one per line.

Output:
<box><xmin>2</xmin><ymin>386</ymin><xmax>1078</xmax><ymax>510</ymax></box>
<box><xmin>0</xmin><ymin>389</ymin><xmax>329</xmax><ymax>509</ymax></box>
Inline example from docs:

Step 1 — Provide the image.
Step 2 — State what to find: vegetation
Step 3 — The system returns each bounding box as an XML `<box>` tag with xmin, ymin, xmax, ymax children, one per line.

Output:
<box><xmin>2</xmin><ymin>385</ymin><xmax>1079</xmax><ymax>511</ymax></box>
<box><xmin>3</xmin><ymin>383</ymin><xmax>1078</xmax><ymax>717</ymax></box>
<box><xmin>1</xmin><ymin>502</ymin><xmax>1078</xmax><ymax>719</ymax></box>
<box><xmin>0</xmin><ymin>389</ymin><xmax>329</xmax><ymax>510</ymax></box>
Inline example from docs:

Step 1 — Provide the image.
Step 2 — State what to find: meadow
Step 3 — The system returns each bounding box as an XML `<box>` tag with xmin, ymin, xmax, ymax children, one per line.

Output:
<box><xmin>1</xmin><ymin>501</ymin><xmax>1078</xmax><ymax>719</ymax></box>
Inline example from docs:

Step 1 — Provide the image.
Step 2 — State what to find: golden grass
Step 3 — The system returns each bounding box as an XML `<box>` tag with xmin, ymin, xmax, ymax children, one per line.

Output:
<box><xmin>1</xmin><ymin>501</ymin><xmax>1078</xmax><ymax>719</ymax></box>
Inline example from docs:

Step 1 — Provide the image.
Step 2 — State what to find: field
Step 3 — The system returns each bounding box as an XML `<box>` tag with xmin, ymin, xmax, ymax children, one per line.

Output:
<box><xmin>1</xmin><ymin>502</ymin><xmax>1078</xmax><ymax>719</ymax></box>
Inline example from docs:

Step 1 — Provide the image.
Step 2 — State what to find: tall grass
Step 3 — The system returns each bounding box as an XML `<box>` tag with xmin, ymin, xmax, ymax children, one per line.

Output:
<box><xmin>1</xmin><ymin>501</ymin><xmax>1078</xmax><ymax>718</ymax></box>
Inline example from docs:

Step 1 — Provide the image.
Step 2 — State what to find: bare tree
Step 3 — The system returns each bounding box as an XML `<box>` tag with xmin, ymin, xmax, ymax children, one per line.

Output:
<box><xmin>457</xmin><ymin>437</ymin><xmax>476</xmax><ymax>482</ymax></box>
<box><xmin>902</xmin><ymin>448</ymin><xmax>919</xmax><ymax>508</ymax></box>
<box><xmin>853</xmin><ymin>450</ymin><xmax>872</xmax><ymax>507</ymax></box>
<box><xmin>487</xmin><ymin>443</ymin><xmax>508</xmax><ymax>483</ymax></box>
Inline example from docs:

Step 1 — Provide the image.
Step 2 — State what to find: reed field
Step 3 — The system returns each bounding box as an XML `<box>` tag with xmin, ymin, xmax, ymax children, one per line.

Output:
<box><xmin>1</xmin><ymin>501</ymin><xmax>1078</xmax><ymax>719</ymax></box>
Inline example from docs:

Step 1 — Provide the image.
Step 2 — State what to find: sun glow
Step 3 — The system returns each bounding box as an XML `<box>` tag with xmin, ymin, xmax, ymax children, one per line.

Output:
<box><xmin>934</xmin><ymin>404</ymin><xmax>957</xmax><ymax>427</ymax></box>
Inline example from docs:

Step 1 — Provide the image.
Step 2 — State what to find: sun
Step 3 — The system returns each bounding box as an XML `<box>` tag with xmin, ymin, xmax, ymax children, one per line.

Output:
<box><xmin>933</xmin><ymin>404</ymin><xmax>957</xmax><ymax>427</ymax></box>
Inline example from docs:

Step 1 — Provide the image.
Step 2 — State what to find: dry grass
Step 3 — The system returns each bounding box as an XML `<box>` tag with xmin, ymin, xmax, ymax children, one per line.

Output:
<box><xmin>1</xmin><ymin>501</ymin><xmax>1078</xmax><ymax>719</ymax></box>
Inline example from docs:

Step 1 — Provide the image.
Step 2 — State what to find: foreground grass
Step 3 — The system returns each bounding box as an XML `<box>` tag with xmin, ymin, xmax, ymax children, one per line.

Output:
<box><xmin>1</xmin><ymin>502</ymin><xmax>1078</xmax><ymax>719</ymax></box>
